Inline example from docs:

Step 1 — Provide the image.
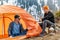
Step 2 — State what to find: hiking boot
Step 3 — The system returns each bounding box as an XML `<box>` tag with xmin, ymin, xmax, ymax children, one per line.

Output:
<box><xmin>39</xmin><ymin>31</ymin><xmax>47</xmax><ymax>37</ymax></box>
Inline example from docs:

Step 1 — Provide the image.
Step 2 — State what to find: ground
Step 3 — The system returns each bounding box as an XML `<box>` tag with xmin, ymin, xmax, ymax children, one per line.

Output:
<box><xmin>24</xmin><ymin>31</ymin><xmax>60</xmax><ymax>40</ymax></box>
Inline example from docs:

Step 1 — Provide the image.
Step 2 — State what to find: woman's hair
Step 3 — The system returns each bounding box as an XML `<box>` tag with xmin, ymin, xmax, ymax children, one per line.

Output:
<box><xmin>43</xmin><ymin>5</ymin><xmax>49</xmax><ymax>10</ymax></box>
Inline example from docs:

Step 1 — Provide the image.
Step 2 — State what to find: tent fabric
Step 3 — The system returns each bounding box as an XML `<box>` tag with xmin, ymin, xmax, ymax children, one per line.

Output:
<box><xmin>0</xmin><ymin>5</ymin><xmax>42</xmax><ymax>38</ymax></box>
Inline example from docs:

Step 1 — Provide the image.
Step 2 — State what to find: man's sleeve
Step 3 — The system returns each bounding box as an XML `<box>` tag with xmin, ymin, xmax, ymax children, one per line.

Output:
<box><xmin>20</xmin><ymin>24</ymin><xmax>27</xmax><ymax>31</ymax></box>
<box><xmin>20</xmin><ymin>24</ymin><xmax>28</xmax><ymax>35</ymax></box>
<box><xmin>42</xmin><ymin>13</ymin><xmax>53</xmax><ymax>21</ymax></box>
<box><xmin>8</xmin><ymin>22</ymin><xmax>13</xmax><ymax>36</ymax></box>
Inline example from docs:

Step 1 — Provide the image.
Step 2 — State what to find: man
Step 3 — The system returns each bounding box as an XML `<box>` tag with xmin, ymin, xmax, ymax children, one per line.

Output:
<box><xmin>40</xmin><ymin>5</ymin><xmax>55</xmax><ymax>36</ymax></box>
<box><xmin>8</xmin><ymin>15</ymin><xmax>27</xmax><ymax>37</ymax></box>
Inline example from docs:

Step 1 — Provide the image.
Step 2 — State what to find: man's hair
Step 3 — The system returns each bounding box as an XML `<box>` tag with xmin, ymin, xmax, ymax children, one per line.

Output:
<box><xmin>14</xmin><ymin>15</ymin><xmax>20</xmax><ymax>19</ymax></box>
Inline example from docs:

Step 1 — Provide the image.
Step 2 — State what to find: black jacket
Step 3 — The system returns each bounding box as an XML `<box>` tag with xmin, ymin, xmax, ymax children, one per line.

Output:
<box><xmin>42</xmin><ymin>11</ymin><xmax>55</xmax><ymax>23</ymax></box>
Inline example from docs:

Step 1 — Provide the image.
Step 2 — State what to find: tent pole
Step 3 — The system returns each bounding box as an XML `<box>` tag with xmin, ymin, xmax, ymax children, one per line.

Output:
<box><xmin>3</xmin><ymin>14</ymin><xmax>5</xmax><ymax>38</ymax></box>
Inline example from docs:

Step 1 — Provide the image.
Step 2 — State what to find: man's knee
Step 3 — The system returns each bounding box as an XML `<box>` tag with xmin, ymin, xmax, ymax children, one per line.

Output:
<box><xmin>43</xmin><ymin>20</ymin><xmax>49</xmax><ymax>23</ymax></box>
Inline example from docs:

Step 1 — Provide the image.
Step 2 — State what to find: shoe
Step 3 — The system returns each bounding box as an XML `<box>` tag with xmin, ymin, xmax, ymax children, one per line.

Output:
<box><xmin>39</xmin><ymin>33</ymin><xmax>46</xmax><ymax>37</ymax></box>
<box><xmin>39</xmin><ymin>31</ymin><xmax>47</xmax><ymax>37</ymax></box>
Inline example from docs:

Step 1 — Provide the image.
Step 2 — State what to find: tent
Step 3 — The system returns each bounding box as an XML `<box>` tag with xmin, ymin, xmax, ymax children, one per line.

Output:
<box><xmin>0</xmin><ymin>5</ymin><xmax>42</xmax><ymax>38</ymax></box>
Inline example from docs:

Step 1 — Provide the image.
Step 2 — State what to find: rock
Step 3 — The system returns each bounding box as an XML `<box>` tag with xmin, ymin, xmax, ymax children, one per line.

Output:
<box><xmin>49</xmin><ymin>33</ymin><xmax>55</xmax><ymax>36</ymax></box>
<box><xmin>56</xmin><ymin>27</ymin><xmax>60</xmax><ymax>31</ymax></box>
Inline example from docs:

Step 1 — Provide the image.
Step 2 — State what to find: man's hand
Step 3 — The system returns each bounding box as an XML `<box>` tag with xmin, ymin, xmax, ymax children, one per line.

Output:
<box><xmin>39</xmin><ymin>17</ymin><xmax>42</xmax><ymax>22</ymax></box>
<box><xmin>10</xmin><ymin>36</ymin><xmax>13</xmax><ymax>38</ymax></box>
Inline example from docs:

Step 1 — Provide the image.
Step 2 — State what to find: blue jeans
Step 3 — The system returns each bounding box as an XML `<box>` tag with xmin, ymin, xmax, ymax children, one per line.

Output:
<box><xmin>40</xmin><ymin>20</ymin><xmax>55</xmax><ymax>33</ymax></box>
<box><xmin>11</xmin><ymin>30</ymin><xmax>27</xmax><ymax>37</ymax></box>
<box><xmin>11</xmin><ymin>33</ymin><xmax>20</xmax><ymax>37</ymax></box>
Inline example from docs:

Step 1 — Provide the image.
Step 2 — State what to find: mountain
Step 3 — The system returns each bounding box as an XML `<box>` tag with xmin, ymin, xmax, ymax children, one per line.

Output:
<box><xmin>0</xmin><ymin>0</ymin><xmax>60</xmax><ymax>21</ymax></box>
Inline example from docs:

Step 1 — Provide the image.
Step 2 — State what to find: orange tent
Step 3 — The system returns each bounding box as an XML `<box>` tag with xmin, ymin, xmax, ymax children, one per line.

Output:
<box><xmin>0</xmin><ymin>5</ymin><xmax>42</xmax><ymax>38</ymax></box>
